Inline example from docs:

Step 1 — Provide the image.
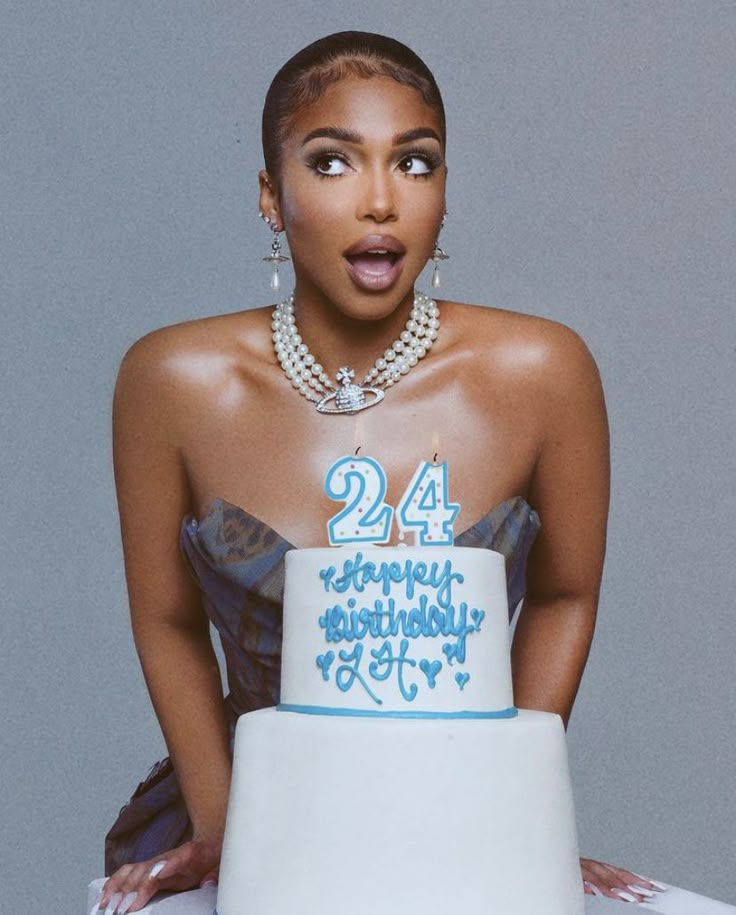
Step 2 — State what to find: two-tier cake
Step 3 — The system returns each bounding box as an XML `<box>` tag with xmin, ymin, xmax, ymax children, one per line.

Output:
<box><xmin>215</xmin><ymin>543</ymin><xmax>584</xmax><ymax>915</ymax></box>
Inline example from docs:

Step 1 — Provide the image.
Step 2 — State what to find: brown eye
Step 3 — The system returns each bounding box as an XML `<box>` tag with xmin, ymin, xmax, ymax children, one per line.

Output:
<box><xmin>398</xmin><ymin>155</ymin><xmax>433</xmax><ymax>176</ymax></box>
<box><xmin>312</xmin><ymin>154</ymin><xmax>349</xmax><ymax>176</ymax></box>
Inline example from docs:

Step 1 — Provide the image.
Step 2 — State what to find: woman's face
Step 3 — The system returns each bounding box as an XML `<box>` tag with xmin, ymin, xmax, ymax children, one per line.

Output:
<box><xmin>261</xmin><ymin>75</ymin><xmax>447</xmax><ymax>320</ymax></box>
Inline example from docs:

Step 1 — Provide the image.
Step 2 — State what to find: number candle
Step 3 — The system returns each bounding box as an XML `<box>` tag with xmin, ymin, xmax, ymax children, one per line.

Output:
<box><xmin>325</xmin><ymin>455</ymin><xmax>394</xmax><ymax>545</ymax></box>
<box><xmin>396</xmin><ymin>460</ymin><xmax>460</xmax><ymax>546</ymax></box>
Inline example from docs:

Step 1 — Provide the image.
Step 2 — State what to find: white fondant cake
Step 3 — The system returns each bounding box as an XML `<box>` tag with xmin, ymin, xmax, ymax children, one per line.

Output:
<box><xmin>216</xmin><ymin>546</ymin><xmax>584</xmax><ymax>915</ymax></box>
<box><xmin>280</xmin><ymin>546</ymin><xmax>514</xmax><ymax>716</ymax></box>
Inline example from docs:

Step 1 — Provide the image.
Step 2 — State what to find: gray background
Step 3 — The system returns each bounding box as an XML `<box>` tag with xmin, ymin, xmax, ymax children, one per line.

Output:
<box><xmin>2</xmin><ymin>2</ymin><xmax>734</xmax><ymax>911</ymax></box>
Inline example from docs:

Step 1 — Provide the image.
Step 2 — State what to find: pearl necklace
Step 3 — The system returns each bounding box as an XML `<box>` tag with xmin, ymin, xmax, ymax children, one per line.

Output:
<box><xmin>271</xmin><ymin>290</ymin><xmax>440</xmax><ymax>414</ymax></box>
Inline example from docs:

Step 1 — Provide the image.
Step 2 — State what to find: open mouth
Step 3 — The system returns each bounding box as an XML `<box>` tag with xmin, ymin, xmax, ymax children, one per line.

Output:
<box><xmin>345</xmin><ymin>250</ymin><xmax>402</xmax><ymax>276</ymax></box>
<box><xmin>343</xmin><ymin>235</ymin><xmax>407</xmax><ymax>290</ymax></box>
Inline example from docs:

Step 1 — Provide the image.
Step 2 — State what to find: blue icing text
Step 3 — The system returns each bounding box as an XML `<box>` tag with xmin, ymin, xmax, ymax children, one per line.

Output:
<box><xmin>368</xmin><ymin>639</ymin><xmax>418</xmax><ymax>702</ymax></box>
<box><xmin>315</xmin><ymin>557</ymin><xmax>485</xmax><ymax>705</ymax></box>
<box><xmin>335</xmin><ymin>644</ymin><xmax>382</xmax><ymax>705</ymax></box>
<box><xmin>319</xmin><ymin>596</ymin><xmax>480</xmax><ymax>653</ymax></box>
<box><xmin>319</xmin><ymin>553</ymin><xmax>464</xmax><ymax>609</ymax></box>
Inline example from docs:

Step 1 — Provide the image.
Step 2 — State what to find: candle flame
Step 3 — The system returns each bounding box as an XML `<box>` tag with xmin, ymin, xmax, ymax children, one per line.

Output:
<box><xmin>354</xmin><ymin>413</ymin><xmax>365</xmax><ymax>454</ymax></box>
<box><xmin>431</xmin><ymin>430</ymin><xmax>440</xmax><ymax>463</ymax></box>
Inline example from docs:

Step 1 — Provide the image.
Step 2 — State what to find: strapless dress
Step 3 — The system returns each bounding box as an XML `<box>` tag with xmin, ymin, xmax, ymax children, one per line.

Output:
<box><xmin>104</xmin><ymin>496</ymin><xmax>540</xmax><ymax>874</ymax></box>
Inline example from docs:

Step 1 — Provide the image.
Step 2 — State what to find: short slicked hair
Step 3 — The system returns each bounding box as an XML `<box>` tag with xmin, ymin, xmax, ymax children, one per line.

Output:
<box><xmin>262</xmin><ymin>31</ymin><xmax>446</xmax><ymax>177</ymax></box>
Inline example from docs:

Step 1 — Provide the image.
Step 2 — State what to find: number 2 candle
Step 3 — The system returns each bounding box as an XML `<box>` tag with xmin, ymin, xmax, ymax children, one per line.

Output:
<box><xmin>324</xmin><ymin>455</ymin><xmax>394</xmax><ymax>545</ymax></box>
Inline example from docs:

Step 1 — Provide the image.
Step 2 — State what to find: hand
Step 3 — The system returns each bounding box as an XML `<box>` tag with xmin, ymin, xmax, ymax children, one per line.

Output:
<box><xmin>582</xmin><ymin>857</ymin><xmax>665</xmax><ymax>903</ymax></box>
<box><xmin>92</xmin><ymin>838</ymin><xmax>221</xmax><ymax>914</ymax></box>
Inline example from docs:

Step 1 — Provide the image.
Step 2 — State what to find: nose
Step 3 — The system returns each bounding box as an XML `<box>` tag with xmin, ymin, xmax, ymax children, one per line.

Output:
<box><xmin>357</xmin><ymin>166</ymin><xmax>397</xmax><ymax>223</ymax></box>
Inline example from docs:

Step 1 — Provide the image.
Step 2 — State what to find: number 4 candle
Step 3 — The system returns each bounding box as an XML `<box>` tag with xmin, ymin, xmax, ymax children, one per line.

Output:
<box><xmin>396</xmin><ymin>459</ymin><xmax>460</xmax><ymax>546</ymax></box>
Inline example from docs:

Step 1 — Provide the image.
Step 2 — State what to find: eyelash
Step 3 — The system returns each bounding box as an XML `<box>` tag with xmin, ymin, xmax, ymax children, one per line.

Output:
<box><xmin>305</xmin><ymin>148</ymin><xmax>348</xmax><ymax>179</ymax></box>
<box><xmin>306</xmin><ymin>147</ymin><xmax>443</xmax><ymax>180</ymax></box>
<box><xmin>400</xmin><ymin>147</ymin><xmax>444</xmax><ymax>179</ymax></box>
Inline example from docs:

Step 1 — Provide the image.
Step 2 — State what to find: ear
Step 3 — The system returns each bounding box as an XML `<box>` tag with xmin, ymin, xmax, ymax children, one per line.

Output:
<box><xmin>258</xmin><ymin>170</ymin><xmax>282</xmax><ymax>230</ymax></box>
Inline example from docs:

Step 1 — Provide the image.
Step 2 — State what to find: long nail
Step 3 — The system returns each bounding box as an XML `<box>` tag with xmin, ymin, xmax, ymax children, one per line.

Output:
<box><xmin>117</xmin><ymin>891</ymin><xmax>138</xmax><ymax>914</ymax></box>
<box><xmin>104</xmin><ymin>894</ymin><xmax>122</xmax><ymax>915</ymax></box>
<box><xmin>149</xmin><ymin>860</ymin><xmax>167</xmax><ymax>879</ymax></box>
<box><xmin>628</xmin><ymin>884</ymin><xmax>656</xmax><ymax>897</ymax></box>
<box><xmin>590</xmin><ymin>885</ymin><xmax>605</xmax><ymax>897</ymax></box>
<box><xmin>89</xmin><ymin>890</ymin><xmax>103</xmax><ymax>915</ymax></box>
<box><xmin>634</xmin><ymin>874</ymin><xmax>668</xmax><ymax>891</ymax></box>
<box><xmin>614</xmin><ymin>890</ymin><xmax>640</xmax><ymax>903</ymax></box>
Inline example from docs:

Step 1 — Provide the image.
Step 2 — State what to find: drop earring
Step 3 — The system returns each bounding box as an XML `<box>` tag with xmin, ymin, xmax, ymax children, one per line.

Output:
<box><xmin>430</xmin><ymin>216</ymin><xmax>449</xmax><ymax>289</ymax></box>
<box><xmin>260</xmin><ymin>212</ymin><xmax>290</xmax><ymax>292</ymax></box>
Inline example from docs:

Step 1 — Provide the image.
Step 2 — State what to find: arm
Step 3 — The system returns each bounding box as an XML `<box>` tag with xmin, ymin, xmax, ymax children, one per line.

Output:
<box><xmin>99</xmin><ymin>332</ymin><xmax>230</xmax><ymax>912</ymax></box>
<box><xmin>511</xmin><ymin>326</ymin><xmax>662</xmax><ymax>903</ymax></box>
<box><xmin>511</xmin><ymin>325</ymin><xmax>609</xmax><ymax>726</ymax></box>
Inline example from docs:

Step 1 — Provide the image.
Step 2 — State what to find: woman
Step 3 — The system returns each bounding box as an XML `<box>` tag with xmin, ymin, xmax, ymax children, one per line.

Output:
<box><xmin>96</xmin><ymin>31</ymin><xmax>661</xmax><ymax>914</ymax></box>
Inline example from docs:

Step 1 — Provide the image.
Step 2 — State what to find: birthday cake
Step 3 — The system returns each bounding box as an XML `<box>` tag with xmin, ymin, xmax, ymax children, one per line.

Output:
<box><xmin>215</xmin><ymin>540</ymin><xmax>584</xmax><ymax>914</ymax></box>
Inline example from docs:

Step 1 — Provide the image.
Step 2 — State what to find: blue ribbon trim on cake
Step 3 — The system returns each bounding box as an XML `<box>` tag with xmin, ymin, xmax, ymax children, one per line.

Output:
<box><xmin>277</xmin><ymin>703</ymin><xmax>518</xmax><ymax>719</ymax></box>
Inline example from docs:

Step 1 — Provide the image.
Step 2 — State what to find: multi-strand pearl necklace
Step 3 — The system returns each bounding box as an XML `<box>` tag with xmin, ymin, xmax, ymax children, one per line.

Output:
<box><xmin>271</xmin><ymin>291</ymin><xmax>440</xmax><ymax>414</ymax></box>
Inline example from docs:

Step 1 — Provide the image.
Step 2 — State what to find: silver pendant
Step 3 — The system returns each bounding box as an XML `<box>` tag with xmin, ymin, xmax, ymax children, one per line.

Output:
<box><xmin>315</xmin><ymin>366</ymin><xmax>385</xmax><ymax>415</ymax></box>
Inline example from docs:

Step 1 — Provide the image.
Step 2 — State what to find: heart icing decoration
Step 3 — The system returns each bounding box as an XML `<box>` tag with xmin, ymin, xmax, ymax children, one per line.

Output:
<box><xmin>470</xmin><ymin>608</ymin><xmax>485</xmax><ymax>629</ymax></box>
<box><xmin>419</xmin><ymin>658</ymin><xmax>442</xmax><ymax>689</ymax></box>
<box><xmin>455</xmin><ymin>671</ymin><xmax>470</xmax><ymax>691</ymax></box>
<box><xmin>316</xmin><ymin>651</ymin><xmax>336</xmax><ymax>681</ymax></box>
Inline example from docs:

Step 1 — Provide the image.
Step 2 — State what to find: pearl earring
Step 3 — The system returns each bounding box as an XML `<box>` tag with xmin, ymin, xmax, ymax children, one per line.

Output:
<box><xmin>260</xmin><ymin>212</ymin><xmax>290</xmax><ymax>292</ymax></box>
<box><xmin>430</xmin><ymin>217</ymin><xmax>449</xmax><ymax>289</ymax></box>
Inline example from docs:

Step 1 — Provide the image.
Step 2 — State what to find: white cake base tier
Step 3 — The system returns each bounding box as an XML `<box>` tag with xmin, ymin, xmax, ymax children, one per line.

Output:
<box><xmin>217</xmin><ymin>707</ymin><xmax>584</xmax><ymax>915</ymax></box>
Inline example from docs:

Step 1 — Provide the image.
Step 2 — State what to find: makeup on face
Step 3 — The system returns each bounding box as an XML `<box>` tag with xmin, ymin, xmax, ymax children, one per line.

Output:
<box><xmin>272</xmin><ymin>77</ymin><xmax>447</xmax><ymax>318</ymax></box>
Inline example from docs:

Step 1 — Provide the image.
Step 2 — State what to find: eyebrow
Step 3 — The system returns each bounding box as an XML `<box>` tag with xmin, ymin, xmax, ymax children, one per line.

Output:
<box><xmin>301</xmin><ymin>126</ymin><xmax>442</xmax><ymax>146</ymax></box>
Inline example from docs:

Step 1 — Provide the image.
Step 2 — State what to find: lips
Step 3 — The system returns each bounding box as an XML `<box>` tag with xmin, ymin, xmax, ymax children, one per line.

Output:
<box><xmin>344</xmin><ymin>235</ymin><xmax>406</xmax><ymax>292</ymax></box>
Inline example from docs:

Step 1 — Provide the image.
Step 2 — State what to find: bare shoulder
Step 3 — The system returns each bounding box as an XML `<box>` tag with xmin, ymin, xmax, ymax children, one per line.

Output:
<box><xmin>441</xmin><ymin>299</ymin><xmax>603</xmax><ymax>395</ymax></box>
<box><xmin>115</xmin><ymin>306</ymin><xmax>272</xmax><ymax>400</ymax></box>
<box><xmin>112</xmin><ymin>307</ymin><xmax>274</xmax><ymax>452</ymax></box>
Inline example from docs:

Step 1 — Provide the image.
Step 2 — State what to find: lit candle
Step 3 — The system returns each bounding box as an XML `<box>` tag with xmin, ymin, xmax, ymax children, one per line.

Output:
<box><xmin>324</xmin><ymin>455</ymin><xmax>394</xmax><ymax>545</ymax></box>
<box><xmin>396</xmin><ymin>458</ymin><xmax>460</xmax><ymax>546</ymax></box>
<box><xmin>353</xmin><ymin>413</ymin><xmax>365</xmax><ymax>456</ymax></box>
<box><xmin>431</xmin><ymin>429</ymin><xmax>440</xmax><ymax>461</ymax></box>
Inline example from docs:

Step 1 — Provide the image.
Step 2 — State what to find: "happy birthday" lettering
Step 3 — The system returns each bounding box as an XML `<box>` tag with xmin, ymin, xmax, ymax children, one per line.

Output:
<box><xmin>319</xmin><ymin>553</ymin><xmax>464</xmax><ymax>609</ymax></box>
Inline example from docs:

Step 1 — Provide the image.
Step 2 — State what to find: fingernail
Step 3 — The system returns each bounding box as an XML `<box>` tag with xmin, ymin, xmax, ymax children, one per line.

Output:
<box><xmin>628</xmin><ymin>884</ymin><xmax>656</xmax><ymax>897</ymax></box>
<box><xmin>590</xmin><ymin>885</ymin><xmax>604</xmax><ymax>897</ymax></box>
<box><xmin>149</xmin><ymin>860</ymin><xmax>167</xmax><ymax>878</ymax></box>
<box><xmin>117</xmin><ymin>891</ymin><xmax>138</xmax><ymax>914</ymax></box>
<box><xmin>614</xmin><ymin>890</ymin><xmax>639</xmax><ymax>903</ymax></box>
<box><xmin>201</xmin><ymin>879</ymin><xmax>218</xmax><ymax>888</ymax></box>
<box><xmin>634</xmin><ymin>874</ymin><xmax>668</xmax><ymax>891</ymax></box>
<box><xmin>104</xmin><ymin>893</ymin><xmax>122</xmax><ymax>915</ymax></box>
